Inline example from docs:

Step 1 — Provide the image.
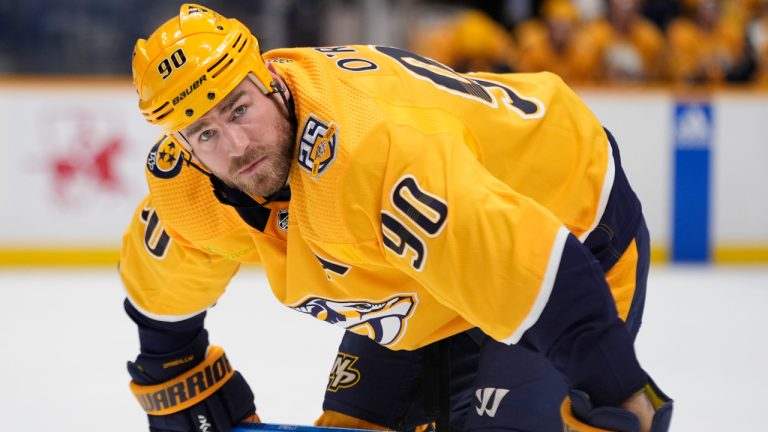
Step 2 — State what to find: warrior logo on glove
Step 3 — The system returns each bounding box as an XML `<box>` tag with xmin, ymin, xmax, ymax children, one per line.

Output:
<box><xmin>131</xmin><ymin>347</ymin><xmax>234</xmax><ymax>416</ymax></box>
<box><xmin>291</xmin><ymin>294</ymin><xmax>417</xmax><ymax>346</ymax></box>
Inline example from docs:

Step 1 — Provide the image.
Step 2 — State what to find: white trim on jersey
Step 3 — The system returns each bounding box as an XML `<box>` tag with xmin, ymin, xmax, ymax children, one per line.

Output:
<box><xmin>124</xmin><ymin>292</ymin><xmax>209</xmax><ymax>322</ymax></box>
<box><xmin>578</xmin><ymin>138</ymin><xmax>615</xmax><ymax>242</ymax></box>
<box><xmin>501</xmin><ymin>225</ymin><xmax>570</xmax><ymax>345</ymax></box>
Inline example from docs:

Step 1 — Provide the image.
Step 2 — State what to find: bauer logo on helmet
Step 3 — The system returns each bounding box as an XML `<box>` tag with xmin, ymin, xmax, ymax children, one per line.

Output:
<box><xmin>132</xmin><ymin>3</ymin><xmax>277</xmax><ymax>134</ymax></box>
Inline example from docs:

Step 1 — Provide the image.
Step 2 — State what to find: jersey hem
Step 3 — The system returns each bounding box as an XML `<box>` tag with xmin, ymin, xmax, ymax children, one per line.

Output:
<box><xmin>501</xmin><ymin>226</ymin><xmax>570</xmax><ymax>345</ymax></box>
<box><xmin>124</xmin><ymin>293</ymin><xmax>210</xmax><ymax>322</ymax></box>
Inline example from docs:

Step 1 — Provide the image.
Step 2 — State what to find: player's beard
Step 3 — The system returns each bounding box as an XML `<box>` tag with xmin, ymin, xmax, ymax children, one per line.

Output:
<box><xmin>224</xmin><ymin>119</ymin><xmax>295</xmax><ymax>198</ymax></box>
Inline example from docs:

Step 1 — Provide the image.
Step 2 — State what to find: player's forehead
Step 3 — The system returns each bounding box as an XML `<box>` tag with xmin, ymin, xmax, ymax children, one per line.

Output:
<box><xmin>181</xmin><ymin>77</ymin><xmax>255</xmax><ymax>132</ymax></box>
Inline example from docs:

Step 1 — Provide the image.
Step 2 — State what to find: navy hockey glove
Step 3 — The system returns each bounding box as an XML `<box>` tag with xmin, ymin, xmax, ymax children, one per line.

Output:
<box><xmin>561</xmin><ymin>379</ymin><xmax>673</xmax><ymax>432</ymax></box>
<box><xmin>128</xmin><ymin>331</ymin><xmax>256</xmax><ymax>432</ymax></box>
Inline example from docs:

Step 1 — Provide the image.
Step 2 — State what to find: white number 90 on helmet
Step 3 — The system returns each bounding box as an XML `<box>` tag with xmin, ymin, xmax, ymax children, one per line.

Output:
<box><xmin>132</xmin><ymin>3</ymin><xmax>277</xmax><ymax>134</ymax></box>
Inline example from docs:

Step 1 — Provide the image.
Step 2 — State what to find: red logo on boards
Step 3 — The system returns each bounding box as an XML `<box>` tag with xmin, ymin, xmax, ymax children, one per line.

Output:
<box><xmin>35</xmin><ymin>110</ymin><xmax>128</xmax><ymax>206</ymax></box>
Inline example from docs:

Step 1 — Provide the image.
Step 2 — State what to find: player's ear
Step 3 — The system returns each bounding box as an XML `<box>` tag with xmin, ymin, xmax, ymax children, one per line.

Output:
<box><xmin>266</xmin><ymin>63</ymin><xmax>290</xmax><ymax>98</ymax></box>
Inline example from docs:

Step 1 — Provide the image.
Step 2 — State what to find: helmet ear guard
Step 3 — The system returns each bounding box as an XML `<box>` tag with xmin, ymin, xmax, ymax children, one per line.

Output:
<box><xmin>132</xmin><ymin>3</ymin><xmax>277</xmax><ymax>134</ymax></box>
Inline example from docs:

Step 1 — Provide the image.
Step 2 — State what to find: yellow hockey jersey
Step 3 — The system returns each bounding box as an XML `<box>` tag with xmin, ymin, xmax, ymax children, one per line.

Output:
<box><xmin>120</xmin><ymin>45</ymin><xmax>619</xmax><ymax>351</ymax></box>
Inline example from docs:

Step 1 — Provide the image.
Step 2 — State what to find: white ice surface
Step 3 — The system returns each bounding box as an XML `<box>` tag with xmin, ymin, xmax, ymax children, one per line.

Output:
<box><xmin>0</xmin><ymin>265</ymin><xmax>766</xmax><ymax>431</ymax></box>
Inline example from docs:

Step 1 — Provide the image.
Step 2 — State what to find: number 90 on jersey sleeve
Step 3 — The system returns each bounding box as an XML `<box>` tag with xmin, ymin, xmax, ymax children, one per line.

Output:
<box><xmin>381</xmin><ymin>175</ymin><xmax>448</xmax><ymax>272</ymax></box>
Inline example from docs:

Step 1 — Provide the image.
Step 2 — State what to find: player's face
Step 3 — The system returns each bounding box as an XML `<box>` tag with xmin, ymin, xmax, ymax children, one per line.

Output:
<box><xmin>180</xmin><ymin>73</ymin><xmax>295</xmax><ymax>197</ymax></box>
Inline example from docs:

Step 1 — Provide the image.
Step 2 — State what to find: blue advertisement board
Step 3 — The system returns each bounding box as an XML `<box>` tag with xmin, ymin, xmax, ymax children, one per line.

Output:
<box><xmin>672</xmin><ymin>102</ymin><xmax>712</xmax><ymax>262</ymax></box>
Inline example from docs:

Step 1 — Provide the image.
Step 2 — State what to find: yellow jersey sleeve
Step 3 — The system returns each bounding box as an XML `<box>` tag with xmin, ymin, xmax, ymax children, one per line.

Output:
<box><xmin>120</xmin><ymin>195</ymin><xmax>241</xmax><ymax>320</ymax></box>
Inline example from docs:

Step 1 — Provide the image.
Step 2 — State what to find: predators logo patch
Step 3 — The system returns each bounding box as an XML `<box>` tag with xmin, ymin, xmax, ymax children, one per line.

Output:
<box><xmin>327</xmin><ymin>353</ymin><xmax>360</xmax><ymax>392</ymax></box>
<box><xmin>297</xmin><ymin>114</ymin><xmax>337</xmax><ymax>178</ymax></box>
<box><xmin>147</xmin><ymin>136</ymin><xmax>185</xmax><ymax>179</ymax></box>
<box><xmin>291</xmin><ymin>294</ymin><xmax>417</xmax><ymax>346</ymax></box>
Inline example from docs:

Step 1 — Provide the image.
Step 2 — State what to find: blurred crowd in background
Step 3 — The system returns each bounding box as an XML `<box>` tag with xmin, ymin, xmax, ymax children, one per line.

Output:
<box><xmin>416</xmin><ymin>0</ymin><xmax>768</xmax><ymax>86</ymax></box>
<box><xmin>1</xmin><ymin>0</ymin><xmax>767</xmax><ymax>86</ymax></box>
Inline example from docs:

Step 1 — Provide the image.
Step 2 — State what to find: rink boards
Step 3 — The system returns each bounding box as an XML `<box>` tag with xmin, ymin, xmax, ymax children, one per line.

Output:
<box><xmin>0</xmin><ymin>79</ymin><xmax>766</xmax><ymax>264</ymax></box>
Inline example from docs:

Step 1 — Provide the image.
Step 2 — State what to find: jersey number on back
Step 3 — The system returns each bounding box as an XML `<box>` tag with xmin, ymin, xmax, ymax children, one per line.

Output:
<box><xmin>321</xmin><ymin>46</ymin><xmax>544</xmax><ymax>119</ymax></box>
<box><xmin>374</xmin><ymin>46</ymin><xmax>544</xmax><ymax>119</ymax></box>
<box><xmin>382</xmin><ymin>175</ymin><xmax>448</xmax><ymax>271</ymax></box>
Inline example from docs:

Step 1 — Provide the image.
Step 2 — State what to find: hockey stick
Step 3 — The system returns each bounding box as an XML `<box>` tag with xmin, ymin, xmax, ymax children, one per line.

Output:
<box><xmin>233</xmin><ymin>422</ymin><xmax>377</xmax><ymax>431</ymax></box>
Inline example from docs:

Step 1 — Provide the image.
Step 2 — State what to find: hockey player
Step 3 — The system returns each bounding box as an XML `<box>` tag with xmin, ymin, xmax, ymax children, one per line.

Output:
<box><xmin>123</xmin><ymin>4</ymin><xmax>673</xmax><ymax>432</ymax></box>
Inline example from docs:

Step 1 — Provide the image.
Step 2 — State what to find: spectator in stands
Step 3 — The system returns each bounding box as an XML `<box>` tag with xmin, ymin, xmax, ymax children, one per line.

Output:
<box><xmin>410</xmin><ymin>9</ymin><xmax>516</xmax><ymax>72</ymax></box>
<box><xmin>585</xmin><ymin>0</ymin><xmax>667</xmax><ymax>82</ymax></box>
<box><xmin>666</xmin><ymin>0</ymin><xmax>755</xmax><ymax>83</ymax></box>
<box><xmin>747</xmin><ymin>0</ymin><xmax>768</xmax><ymax>84</ymax></box>
<box><xmin>641</xmin><ymin>0</ymin><xmax>681</xmax><ymax>30</ymax></box>
<box><xmin>514</xmin><ymin>0</ymin><xmax>600</xmax><ymax>83</ymax></box>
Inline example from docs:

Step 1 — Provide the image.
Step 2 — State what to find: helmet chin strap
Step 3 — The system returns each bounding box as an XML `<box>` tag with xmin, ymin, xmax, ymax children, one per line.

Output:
<box><xmin>273</xmin><ymin>84</ymin><xmax>293</xmax><ymax>120</ymax></box>
<box><xmin>255</xmin><ymin>70</ymin><xmax>298</xmax><ymax>130</ymax></box>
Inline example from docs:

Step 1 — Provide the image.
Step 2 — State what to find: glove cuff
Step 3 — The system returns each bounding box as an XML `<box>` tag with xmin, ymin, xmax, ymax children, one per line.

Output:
<box><xmin>130</xmin><ymin>345</ymin><xmax>235</xmax><ymax>416</ymax></box>
<box><xmin>561</xmin><ymin>392</ymin><xmax>616</xmax><ymax>432</ymax></box>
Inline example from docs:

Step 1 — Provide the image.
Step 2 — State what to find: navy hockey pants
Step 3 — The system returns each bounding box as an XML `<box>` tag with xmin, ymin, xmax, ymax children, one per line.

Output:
<box><xmin>320</xmin><ymin>217</ymin><xmax>650</xmax><ymax>432</ymax></box>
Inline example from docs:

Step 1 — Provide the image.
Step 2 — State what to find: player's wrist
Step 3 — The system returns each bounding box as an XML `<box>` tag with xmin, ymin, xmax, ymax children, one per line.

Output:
<box><xmin>561</xmin><ymin>378</ymin><xmax>673</xmax><ymax>432</ymax></box>
<box><xmin>619</xmin><ymin>390</ymin><xmax>655</xmax><ymax>431</ymax></box>
<box><xmin>128</xmin><ymin>329</ymin><xmax>209</xmax><ymax>386</ymax></box>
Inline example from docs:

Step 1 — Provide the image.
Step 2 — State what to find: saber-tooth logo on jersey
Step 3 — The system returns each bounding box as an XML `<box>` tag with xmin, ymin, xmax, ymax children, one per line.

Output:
<box><xmin>297</xmin><ymin>114</ymin><xmax>337</xmax><ymax>178</ymax></box>
<box><xmin>291</xmin><ymin>294</ymin><xmax>417</xmax><ymax>346</ymax></box>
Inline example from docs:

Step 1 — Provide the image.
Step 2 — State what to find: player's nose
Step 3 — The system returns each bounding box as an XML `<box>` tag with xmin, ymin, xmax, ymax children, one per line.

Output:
<box><xmin>222</xmin><ymin>126</ymin><xmax>250</xmax><ymax>156</ymax></box>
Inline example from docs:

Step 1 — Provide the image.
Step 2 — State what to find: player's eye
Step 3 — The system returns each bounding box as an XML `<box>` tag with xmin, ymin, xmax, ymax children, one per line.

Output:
<box><xmin>233</xmin><ymin>104</ymin><xmax>247</xmax><ymax>118</ymax></box>
<box><xmin>199</xmin><ymin>129</ymin><xmax>215</xmax><ymax>142</ymax></box>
